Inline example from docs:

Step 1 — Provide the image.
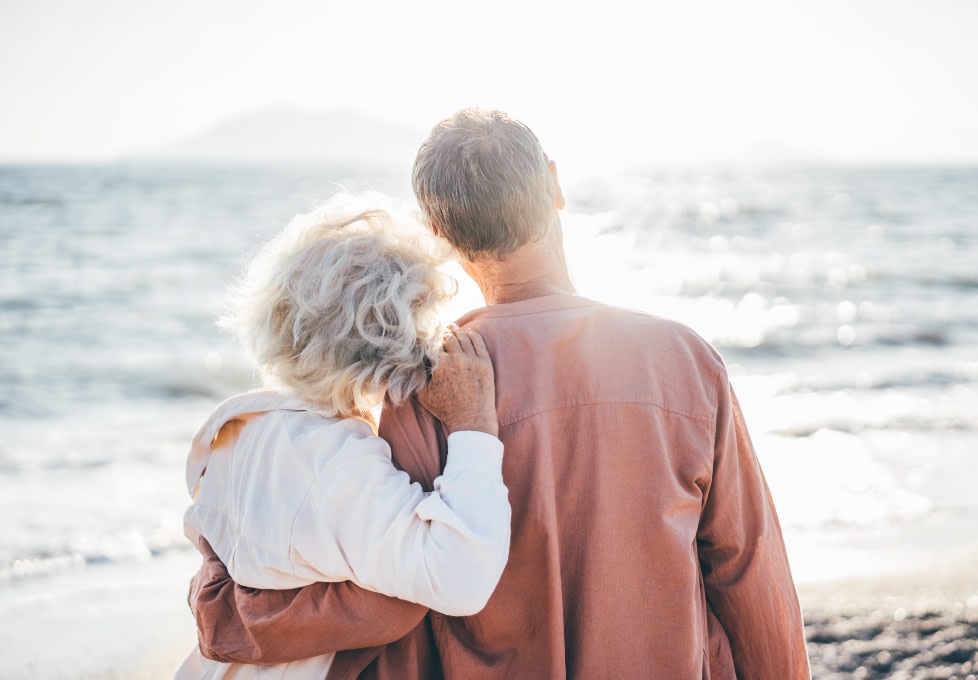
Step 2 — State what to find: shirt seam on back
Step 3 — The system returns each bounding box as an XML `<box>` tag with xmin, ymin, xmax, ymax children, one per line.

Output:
<box><xmin>499</xmin><ymin>398</ymin><xmax>715</xmax><ymax>429</ymax></box>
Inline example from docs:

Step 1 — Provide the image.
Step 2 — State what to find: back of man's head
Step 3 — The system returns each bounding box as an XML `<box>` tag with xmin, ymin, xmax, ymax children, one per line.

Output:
<box><xmin>412</xmin><ymin>108</ymin><xmax>555</xmax><ymax>261</ymax></box>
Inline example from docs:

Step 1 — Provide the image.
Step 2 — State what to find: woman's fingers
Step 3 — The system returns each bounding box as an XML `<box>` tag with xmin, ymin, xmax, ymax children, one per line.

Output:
<box><xmin>463</xmin><ymin>328</ymin><xmax>489</xmax><ymax>358</ymax></box>
<box><xmin>418</xmin><ymin>325</ymin><xmax>497</xmax><ymax>436</ymax></box>
<box><xmin>442</xmin><ymin>329</ymin><xmax>463</xmax><ymax>354</ymax></box>
<box><xmin>453</xmin><ymin>327</ymin><xmax>478</xmax><ymax>354</ymax></box>
<box><xmin>447</xmin><ymin>325</ymin><xmax>489</xmax><ymax>357</ymax></box>
<box><xmin>441</xmin><ymin>324</ymin><xmax>489</xmax><ymax>358</ymax></box>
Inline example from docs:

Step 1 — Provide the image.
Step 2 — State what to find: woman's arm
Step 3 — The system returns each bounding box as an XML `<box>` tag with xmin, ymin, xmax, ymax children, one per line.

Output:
<box><xmin>289</xmin><ymin>327</ymin><xmax>508</xmax><ymax>615</ymax></box>
<box><xmin>291</xmin><ymin>428</ymin><xmax>507</xmax><ymax>614</ymax></box>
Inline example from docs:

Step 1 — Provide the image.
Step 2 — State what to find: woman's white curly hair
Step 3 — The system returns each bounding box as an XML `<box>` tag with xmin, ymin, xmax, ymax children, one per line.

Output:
<box><xmin>220</xmin><ymin>193</ymin><xmax>456</xmax><ymax>416</ymax></box>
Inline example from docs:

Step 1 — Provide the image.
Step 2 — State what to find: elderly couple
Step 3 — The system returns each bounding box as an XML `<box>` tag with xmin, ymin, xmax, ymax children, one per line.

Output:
<box><xmin>177</xmin><ymin>108</ymin><xmax>811</xmax><ymax>679</ymax></box>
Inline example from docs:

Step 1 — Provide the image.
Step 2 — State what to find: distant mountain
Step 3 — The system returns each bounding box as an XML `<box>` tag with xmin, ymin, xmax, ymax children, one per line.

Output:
<box><xmin>142</xmin><ymin>108</ymin><xmax>426</xmax><ymax>166</ymax></box>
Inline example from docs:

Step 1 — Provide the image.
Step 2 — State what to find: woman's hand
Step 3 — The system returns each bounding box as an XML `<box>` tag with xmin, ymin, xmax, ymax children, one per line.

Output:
<box><xmin>417</xmin><ymin>325</ymin><xmax>498</xmax><ymax>437</ymax></box>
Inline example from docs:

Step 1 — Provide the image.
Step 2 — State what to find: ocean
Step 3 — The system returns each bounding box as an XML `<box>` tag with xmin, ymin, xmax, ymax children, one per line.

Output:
<box><xmin>1</xmin><ymin>161</ymin><xmax>976</xmax><ymax>626</ymax></box>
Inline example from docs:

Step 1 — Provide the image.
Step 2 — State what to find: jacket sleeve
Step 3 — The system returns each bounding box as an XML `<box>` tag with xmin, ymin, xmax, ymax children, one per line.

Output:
<box><xmin>290</xmin><ymin>429</ymin><xmax>510</xmax><ymax>616</ymax></box>
<box><xmin>696</xmin><ymin>371</ymin><xmax>812</xmax><ymax>679</ymax></box>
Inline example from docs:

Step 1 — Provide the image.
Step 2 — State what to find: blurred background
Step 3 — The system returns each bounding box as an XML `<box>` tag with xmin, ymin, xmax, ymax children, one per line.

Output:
<box><xmin>1</xmin><ymin>1</ymin><xmax>976</xmax><ymax>677</ymax></box>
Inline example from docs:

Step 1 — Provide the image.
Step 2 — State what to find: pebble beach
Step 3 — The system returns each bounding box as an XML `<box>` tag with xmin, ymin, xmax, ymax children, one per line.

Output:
<box><xmin>804</xmin><ymin>556</ymin><xmax>978</xmax><ymax>679</ymax></box>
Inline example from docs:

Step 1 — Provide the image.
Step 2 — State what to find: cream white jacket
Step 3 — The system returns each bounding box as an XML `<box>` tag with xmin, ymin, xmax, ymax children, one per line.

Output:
<box><xmin>176</xmin><ymin>388</ymin><xmax>509</xmax><ymax>680</ymax></box>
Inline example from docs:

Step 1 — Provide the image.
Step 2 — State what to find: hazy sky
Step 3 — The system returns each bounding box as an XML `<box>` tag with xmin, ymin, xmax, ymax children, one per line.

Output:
<box><xmin>2</xmin><ymin>0</ymin><xmax>976</xmax><ymax>170</ymax></box>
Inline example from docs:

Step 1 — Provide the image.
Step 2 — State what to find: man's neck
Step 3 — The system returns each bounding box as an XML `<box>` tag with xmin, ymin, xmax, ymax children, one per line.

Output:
<box><xmin>480</xmin><ymin>276</ymin><xmax>576</xmax><ymax>306</ymax></box>
<box><xmin>464</xmin><ymin>229</ymin><xmax>576</xmax><ymax>306</ymax></box>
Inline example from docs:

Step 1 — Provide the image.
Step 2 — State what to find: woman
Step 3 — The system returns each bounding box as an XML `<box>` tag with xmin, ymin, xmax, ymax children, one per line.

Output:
<box><xmin>177</xmin><ymin>193</ymin><xmax>509</xmax><ymax>679</ymax></box>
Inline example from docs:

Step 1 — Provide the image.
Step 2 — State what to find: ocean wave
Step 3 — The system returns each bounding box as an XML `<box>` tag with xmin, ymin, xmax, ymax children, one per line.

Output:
<box><xmin>771</xmin><ymin>363</ymin><xmax>978</xmax><ymax>394</ymax></box>
<box><xmin>732</xmin><ymin>367</ymin><xmax>978</xmax><ymax>443</ymax></box>
<box><xmin>0</xmin><ymin>347</ymin><xmax>258</xmax><ymax>420</ymax></box>
<box><xmin>0</xmin><ymin>528</ymin><xmax>190</xmax><ymax>585</ymax></box>
<box><xmin>950</xmin><ymin>274</ymin><xmax>978</xmax><ymax>290</ymax></box>
<box><xmin>716</xmin><ymin>327</ymin><xmax>967</xmax><ymax>357</ymax></box>
<box><xmin>770</xmin><ymin>413</ymin><xmax>977</xmax><ymax>438</ymax></box>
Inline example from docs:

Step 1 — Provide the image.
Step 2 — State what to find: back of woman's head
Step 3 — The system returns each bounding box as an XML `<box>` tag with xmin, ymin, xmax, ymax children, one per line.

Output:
<box><xmin>220</xmin><ymin>193</ymin><xmax>455</xmax><ymax>416</ymax></box>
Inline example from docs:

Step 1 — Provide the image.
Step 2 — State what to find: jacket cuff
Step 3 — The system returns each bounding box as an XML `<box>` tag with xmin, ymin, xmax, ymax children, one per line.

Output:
<box><xmin>444</xmin><ymin>431</ymin><xmax>504</xmax><ymax>477</ymax></box>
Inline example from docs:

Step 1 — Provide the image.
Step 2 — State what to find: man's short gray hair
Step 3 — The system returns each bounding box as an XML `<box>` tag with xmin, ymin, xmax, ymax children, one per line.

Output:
<box><xmin>412</xmin><ymin>108</ymin><xmax>555</xmax><ymax>260</ymax></box>
<box><xmin>219</xmin><ymin>193</ymin><xmax>455</xmax><ymax>416</ymax></box>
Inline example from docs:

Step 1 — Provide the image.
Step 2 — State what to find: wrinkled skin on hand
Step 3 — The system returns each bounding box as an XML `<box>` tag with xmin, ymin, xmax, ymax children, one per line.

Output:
<box><xmin>417</xmin><ymin>325</ymin><xmax>497</xmax><ymax>437</ymax></box>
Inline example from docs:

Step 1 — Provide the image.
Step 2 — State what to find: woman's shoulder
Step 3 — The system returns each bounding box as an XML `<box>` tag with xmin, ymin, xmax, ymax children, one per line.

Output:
<box><xmin>277</xmin><ymin>410</ymin><xmax>391</xmax><ymax>471</ymax></box>
<box><xmin>277</xmin><ymin>408</ymin><xmax>371</xmax><ymax>442</ymax></box>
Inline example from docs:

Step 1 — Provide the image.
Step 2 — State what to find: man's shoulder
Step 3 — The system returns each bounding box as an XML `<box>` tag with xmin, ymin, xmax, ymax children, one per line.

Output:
<box><xmin>461</xmin><ymin>295</ymin><xmax>726</xmax><ymax>379</ymax></box>
<box><xmin>579</xmin><ymin>300</ymin><xmax>727</xmax><ymax>374</ymax></box>
<box><xmin>378</xmin><ymin>396</ymin><xmax>445</xmax><ymax>487</ymax></box>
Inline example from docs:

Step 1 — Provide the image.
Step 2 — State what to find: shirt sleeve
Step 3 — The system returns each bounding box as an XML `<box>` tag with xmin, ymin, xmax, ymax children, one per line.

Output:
<box><xmin>289</xmin><ymin>428</ymin><xmax>511</xmax><ymax>616</ymax></box>
<box><xmin>190</xmin><ymin>537</ymin><xmax>428</xmax><ymax>664</ymax></box>
<box><xmin>696</xmin><ymin>371</ymin><xmax>812</xmax><ymax>679</ymax></box>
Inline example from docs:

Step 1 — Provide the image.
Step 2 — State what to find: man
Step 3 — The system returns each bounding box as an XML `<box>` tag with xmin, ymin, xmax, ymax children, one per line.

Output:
<box><xmin>190</xmin><ymin>108</ymin><xmax>811</xmax><ymax>678</ymax></box>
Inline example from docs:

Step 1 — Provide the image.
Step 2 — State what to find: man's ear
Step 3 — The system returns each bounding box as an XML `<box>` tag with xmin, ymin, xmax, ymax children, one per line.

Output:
<box><xmin>549</xmin><ymin>160</ymin><xmax>565</xmax><ymax>210</ymax></box>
